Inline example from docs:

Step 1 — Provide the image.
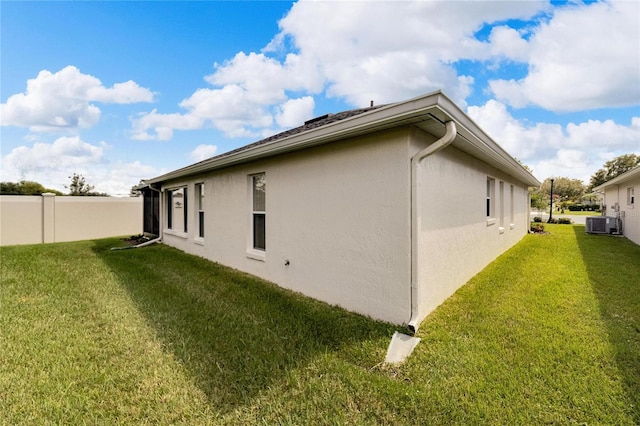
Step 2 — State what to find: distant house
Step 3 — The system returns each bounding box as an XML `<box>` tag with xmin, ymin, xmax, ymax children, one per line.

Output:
<box><xmin>593</xmin><ymin>165</ymin><xmax>640</xmax><ymax>246</ymax></box>
<box><xmin>139</xmin><ymin>91</ymin><xmax>540</xmax><ymax>331</ymax></box>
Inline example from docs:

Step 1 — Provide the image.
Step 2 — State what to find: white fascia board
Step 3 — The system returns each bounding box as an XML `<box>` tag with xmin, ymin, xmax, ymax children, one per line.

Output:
<box><xmin>145</xmin><ymin>90</ymin><xmax>540</xmax><ymax>188</ymax></box>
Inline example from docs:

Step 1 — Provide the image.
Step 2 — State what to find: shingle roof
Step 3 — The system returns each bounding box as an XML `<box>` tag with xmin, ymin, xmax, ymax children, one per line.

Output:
<box><xmin>191</xmin><ymin>104</ymin><xmax>387</xmax><ymax>166</ymax></box>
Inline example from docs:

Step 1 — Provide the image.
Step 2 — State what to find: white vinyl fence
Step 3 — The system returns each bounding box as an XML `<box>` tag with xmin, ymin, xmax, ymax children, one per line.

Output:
<box><xmin>0</xmin><ymin>194</ymin><xmax>142</xmax><ymax>246</ymax></box>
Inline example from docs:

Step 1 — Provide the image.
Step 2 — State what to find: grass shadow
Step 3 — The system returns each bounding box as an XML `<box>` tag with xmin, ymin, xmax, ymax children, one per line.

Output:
<box><xmin>573</xmin><ymin>225</ymin><xmax>640</xmax><ymax>422</ymax></box>
<box><xmin>91</xmin><ymin>239</ymin><xmax>395</xmax><ymax>413</ymax></box>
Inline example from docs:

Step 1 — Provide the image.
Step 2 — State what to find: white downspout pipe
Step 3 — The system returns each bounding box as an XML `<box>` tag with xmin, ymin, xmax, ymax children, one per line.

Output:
<box><xmin>111</xmin><ymin>183</ymin><xmax>163</xmax><ymax>251</ymax></box>
<box><xmin>408</xmin><ymin>120</ymin><xmax>457</xmax><ymax>333</ymax></box>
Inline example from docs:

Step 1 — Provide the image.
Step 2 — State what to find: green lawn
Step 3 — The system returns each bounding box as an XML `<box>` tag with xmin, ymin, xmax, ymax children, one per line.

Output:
<box><xmin>1</xmin><ymin>225</ymin><xmax>638</xmax><ymax>424</ymax></box>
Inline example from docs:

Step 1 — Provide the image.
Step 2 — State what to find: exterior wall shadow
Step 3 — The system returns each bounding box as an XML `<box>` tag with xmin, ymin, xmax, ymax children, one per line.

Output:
<box><xmin>91</xmin><ymin>239</ymin><xmax>394</xmax><ymax>413</ymax></box>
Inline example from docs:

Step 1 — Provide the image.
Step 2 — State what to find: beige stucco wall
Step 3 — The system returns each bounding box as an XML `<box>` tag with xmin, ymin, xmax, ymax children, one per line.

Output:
<box><xmin>603</xmin><ymin>176</ymin><xmax>640</xmax><ymax>246</ymax></box>
<box><xmin>413</xmin><ymin>132</ymin><xmax>531</xmax><ymax>324</ymax></box>
<box><xmin>162</xmin><ymin>129</ymin><xmax>414</xmax><ymax>325</ymax></box>
<box><xmin>0</xmin><ymin>196</ymin><xmax>44</xmax><ymax>245</ymax></box>
<box><xmin>0</xmin><ymin>195</ymin><xmax>142</xmax><ymax>246</ymax></box>
<box><xmin>160</xmin><ymin>125</ymin><xmax>535</xmax><ymax>327</ymax></box>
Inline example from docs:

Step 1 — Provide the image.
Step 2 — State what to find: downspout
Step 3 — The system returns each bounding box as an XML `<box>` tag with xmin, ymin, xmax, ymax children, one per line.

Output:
<box><xmin>408</xmin><ymin>120</ymin><xmax>457</xmax><ymax>333</ymax></box>
<box><xmin>112</xmin><ymin>183</ymin><xmax>163</xmax><ymax>250</ymax></box>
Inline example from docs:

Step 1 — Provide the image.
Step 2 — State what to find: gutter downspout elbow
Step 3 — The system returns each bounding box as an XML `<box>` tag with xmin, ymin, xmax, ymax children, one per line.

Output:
<box><xmin>408</xmin><ymin>120</ymin><xmax>457</xmax><ymax>334</ymax></box>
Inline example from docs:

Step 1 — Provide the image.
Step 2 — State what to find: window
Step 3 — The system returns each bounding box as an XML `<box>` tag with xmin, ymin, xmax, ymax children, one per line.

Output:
<box><xmin>499</xmin><ymin>181</ymin><xmax>505</xmax><ymax>229</ymax></box>
<box><xmin>167</xmin><ymin>187</ymin><xmax>187</xmax><ymax>233</ymax></box>
<box><xmin>166</xmin><ymin>190</ymin><xmax>172</xmax><ymax>229</ymax></box>
<box><xmin>196</xmin><ymin>183</ymin><xmax>204</xmax><ymax>238</ymax></box>
<box><xmin>509</xmin><ymin>184</ymin><xmax>515</xmax><ymax>228</ymax></box>
<box><xmin>183</xmin><ymin>188</ymin><xmax>188</xmax><ymax>233</ymax></box>
<box><xmin>628</xmin><ymin>187</ymin><xmax>635</xmax><ymax>206</ymax></box>
<box><xmin>486</xmin><ymin>177</ymin><xmax>495</xmax><ymax>219</ymax></box>
<box><xmin>252</xmin><ymin>173</ymin><xmax>266</xmax><ymax>251</ymax></box>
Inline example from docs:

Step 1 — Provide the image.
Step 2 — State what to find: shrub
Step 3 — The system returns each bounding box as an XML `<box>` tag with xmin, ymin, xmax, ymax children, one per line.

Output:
<box><xmin>533</xmin><ymin>216</ymin><xmax>543</xmax><ymax>223</ymax></box>
<box><xmin>558</xmin><ymin>217</ymin><xmax>572</xmax><ymax>224</ymax></box>
<box><xmin>547</xmin><ymin>218</ymin><xmax>559</xmax><ymax>224</ymax></box>
<box><xmin>530</xmin><ymin>222</ymin><xmax>545</xmax><ymax>233</ymax></box>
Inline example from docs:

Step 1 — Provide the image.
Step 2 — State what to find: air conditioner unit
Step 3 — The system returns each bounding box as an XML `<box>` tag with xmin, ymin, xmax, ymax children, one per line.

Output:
<box><xmin>586</xmin><ymin>216</ymin><xmax>618</xmax><ymax>234</ymax></box>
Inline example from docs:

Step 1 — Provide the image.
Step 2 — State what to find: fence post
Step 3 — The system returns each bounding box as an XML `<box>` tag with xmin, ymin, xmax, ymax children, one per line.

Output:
<box><xmin>42</xmin><ymin>193</ymin><xmax>56</xmax><ymax>243</ymax></box>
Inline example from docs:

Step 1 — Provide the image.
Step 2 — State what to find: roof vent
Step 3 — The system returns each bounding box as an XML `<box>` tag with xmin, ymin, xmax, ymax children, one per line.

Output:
<box><xmin>304</xmin><ymin>113</ymin><xmax>332</xmax><ymax>125</ymax></box>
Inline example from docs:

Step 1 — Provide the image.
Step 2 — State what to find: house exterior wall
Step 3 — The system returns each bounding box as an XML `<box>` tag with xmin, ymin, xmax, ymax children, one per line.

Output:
<box><xmin>161</xmin><ymin>129</ymin><xmax>414</xmax><ymax>324</ymax></box>
<box><xmin>602</xmin><ymin>175</ymin><xmax>640</xmax><ymax>246</ymax></box>
<box><xmin>0</xmin><ymin>195</ymin><xmax>142</xmax><ymax>246</ymax></box>
<box><xmin>412</xmin><ymin>130</ymin><xmax>531</xmax><ymax>323</ymax></box>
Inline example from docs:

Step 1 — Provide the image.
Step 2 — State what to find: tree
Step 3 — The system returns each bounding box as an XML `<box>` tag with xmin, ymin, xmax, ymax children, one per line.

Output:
<box><xmin>0</xmin><ymin>180</ymin><xmax>63</xmax><ymax>195</ymax></box>
<box><xmin>66</xmin><ymin>173</ymin><xmax>108</xmax><ymax>196</ymax></box>
<box><xmin>588</xmin><ymin>154</ymin><xmax>640</xmax><ymax>190</ymax></box>
<box><xmin>530</xmin><ymin>192</ymin><xmax>547</xmax><ymax>213</ymax></box>
<box><xmin>534</xmin><ymin>177</ymin><xmax>585</xmax><ymax>210</ymax></box>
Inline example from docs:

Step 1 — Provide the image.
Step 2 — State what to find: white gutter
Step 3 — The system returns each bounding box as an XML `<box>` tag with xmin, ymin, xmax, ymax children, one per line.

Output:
<box><xmin>408</xmin><ymin>120</ymin><xmax>457</xmax><ymax>333</ymax></box>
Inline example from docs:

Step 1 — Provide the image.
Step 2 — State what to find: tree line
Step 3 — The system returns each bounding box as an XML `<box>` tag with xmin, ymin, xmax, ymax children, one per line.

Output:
<box><xmin>1</xmin><ymin>173</ymin><xmax>108</xmax><ymax>196</ymax></box>
<box><xmin>531</xmin><ymin>154</ymin><xmax>639</xmax><ymax>212</ymax></box>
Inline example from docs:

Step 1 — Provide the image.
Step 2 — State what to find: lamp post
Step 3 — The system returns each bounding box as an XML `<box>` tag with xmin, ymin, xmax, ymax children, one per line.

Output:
<box><xmin>548</xmin><ymin>178</ymin><xmax>555</xmax><ymax>223</ymax></box>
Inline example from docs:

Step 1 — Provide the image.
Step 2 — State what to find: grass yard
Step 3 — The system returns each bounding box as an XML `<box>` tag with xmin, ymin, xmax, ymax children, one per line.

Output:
<box><xmin>1</xmin><ymin>225</ymin><xmax>638</xmax><ymax>424</ymax></box>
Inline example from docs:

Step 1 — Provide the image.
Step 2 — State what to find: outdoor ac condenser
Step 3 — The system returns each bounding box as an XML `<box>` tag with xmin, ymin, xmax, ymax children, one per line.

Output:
<box><xmin>585</xmin><ymin>216</ymin><xmax>618</xmax><ymax>234</ymax></box>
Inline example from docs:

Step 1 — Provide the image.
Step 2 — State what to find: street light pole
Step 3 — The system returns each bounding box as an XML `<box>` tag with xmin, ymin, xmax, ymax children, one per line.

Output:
<box><xmin>548</xmin><ymin>178</ymin><xmax>555</xmax><ymax>223</ymax></box>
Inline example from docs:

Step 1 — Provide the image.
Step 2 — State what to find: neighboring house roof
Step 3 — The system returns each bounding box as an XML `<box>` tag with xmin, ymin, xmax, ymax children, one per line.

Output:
<box><xmin>593</xmin><ymin>165</ymin><xmax>640</xmax><ymax>192</ymax></box>
<box><xmin>144</xmin><ymin>90</ymin><xmax>540</xmax><ymax>187</ymax></box>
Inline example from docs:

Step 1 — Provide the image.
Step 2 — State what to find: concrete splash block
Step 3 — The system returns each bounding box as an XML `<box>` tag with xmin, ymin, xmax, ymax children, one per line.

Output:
<box><xmin>384</xmin><ymin>331</ymin><xmax>421</xmax><ymax>364</ymax></box>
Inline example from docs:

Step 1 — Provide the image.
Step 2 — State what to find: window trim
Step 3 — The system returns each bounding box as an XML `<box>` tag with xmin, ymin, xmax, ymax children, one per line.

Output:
<box><xmin>165</xmin><ymin>186</ymin><xmax>188</xmax><ymax>237</ymax></box>
<box><xmin>247</xmin><ymin>173</ymin><xmax>266</xmax><ymax>260</ymax></box>
<box><xmin>509</xmin><ymin>184</ymin><xmax>515</xmax><ymax>229</ymax></box>
<box><xmin>627</xmin><ymin>187</ymin><xmax>635</xmax><ymax>207</ymax></box>
<box><xmin>195</xmin><ymin>182</ymin><xmax>205</xmax><ymax>239</ymax></box>
<box><xmin>486</xmin><ymin>177</ymin><xmax>496</xmax><ymax>226</ymax></box>
<box><xmin>499</xmin><ymin>180</ymin><xmax>505</xmax><ymax>232</ymax></box>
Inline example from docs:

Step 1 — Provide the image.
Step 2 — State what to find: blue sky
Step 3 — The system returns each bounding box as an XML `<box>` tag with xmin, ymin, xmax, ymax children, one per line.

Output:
<box><xmin>2</xmin><ymin>0</ymin><xmax>639</xmax><ymax>195</ymax></box>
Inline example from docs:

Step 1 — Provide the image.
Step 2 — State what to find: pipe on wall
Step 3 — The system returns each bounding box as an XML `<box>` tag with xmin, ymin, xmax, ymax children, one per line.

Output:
<box><xmin>408</xmin><ymin>120</ymin><xmax>457</xmax><ymax>334</ymax></box>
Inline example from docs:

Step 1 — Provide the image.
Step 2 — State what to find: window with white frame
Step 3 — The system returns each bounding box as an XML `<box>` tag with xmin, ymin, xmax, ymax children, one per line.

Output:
<box><xmin>486</xmin><ymin>177</ymin><xmax>495</xmax><ymax>219</ymax></box>
<box><xmin>510</xmin><ymin>184</ymin><xmax>515</xmax><ymax>227</ymax></box>
<box><xmin>499</xmin><ymin>181</ymin><xmax>505</xmax><ymax>228</ymax></box>
<box><xmin>167</xmin><ymin>187</ymin><xmax>187</xmax><ymax>233</ymax></box>
<box><xmin>252</xmin><ymin>173</ymin><xmax>266</xmax><ymax>251</ymax></box>
<box><xmin>196</xmin><ymin>183</ymin><xmax>204</xmax><ymax>238</ymax></box>
<box><xmin>628</xmin><ymin>187</ymin><xmax>635</xmax><ymax>206</ymax></box>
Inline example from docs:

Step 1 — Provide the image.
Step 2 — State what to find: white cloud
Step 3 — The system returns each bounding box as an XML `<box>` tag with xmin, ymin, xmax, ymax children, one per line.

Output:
<box><xmin>468</xmin><ymin>100</ymin><xmax>640</xmax><ymax>184</ymax></box>
<box><xmin>2</xmin><ymin>136</ymin><xmax>106</xmax><ymax>176</ymax></box>
<box><xmin>0</xmin><ymin>136</ymin><xmax>157</xmax><ymax>196</ymax></box>
<box><xmin>132</xmin><ymin>52</ymin><xmax>322</xmax><ymax>140</ymax></box>
<box><xmin>190</xmin><ymin>144</ymin><xmax>219</xmax><ymax>162</ymax></box>
<box><xmin>488</xmin><ymin>26</ymin><xmax>529</xmax><ymax>62</ymax></box>
<box><xmin>490</xmin><ymin>1</ymin><xmax>640</xmax><ymax>111</ymax></box>
<box><xmin>275</xmin><ymin>96</ymin><xmax>315</xmax><ymax>128</ymax></box>
<box><xmin>273</xmin><ymin>0</ymin><xmax>547</xmax><ymax>107</ymax></box>
<box><xmin>131</xmin><ymin>109</ymin><xmax>205</xmax><ymax>141</ymax></box>
<box><xmin>132</xmin><ymin>1</ymin><xmax>549</xmax><ymax>140</ymax></box>
<box><xmin>1</xmin><ymin>66</ymin><xmax>153</xmax><ymax>132</ymax></box>
<box><xmin>99</xmin><ymin>161</ymin><xmax>158</xmax><ymax>197</ymax></box>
